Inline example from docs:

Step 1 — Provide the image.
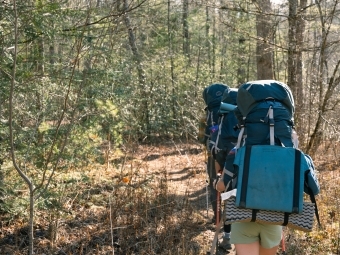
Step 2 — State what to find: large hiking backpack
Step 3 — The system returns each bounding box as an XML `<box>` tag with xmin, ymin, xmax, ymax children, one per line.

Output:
<box><xmin>230</xmin><ymin>80</ymin><xmax>320</xmax><ymax>221</ymax></box>
<box><xmin>201</xmin><ymin>83</ymin><xmax>229</xmax><ymax>145</ymax></box>
<box><xmin>236</xmin><ymin>80</ymin><xmax>295</xmax><ymax>147</ymax></box>
<box><xmin>209</xmin><ymin>88</ymin><xmax>239</xmax><ymax>158</ymax></box>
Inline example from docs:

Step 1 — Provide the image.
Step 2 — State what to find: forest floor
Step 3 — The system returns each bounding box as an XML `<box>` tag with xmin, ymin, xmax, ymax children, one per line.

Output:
<box><xmin>121</xmin><ymin>140</ymin><xmax>339</xmax><ymax>255</ymax></box>
<box><xmin>1</xmin><ymin>140</ymin><xmax>338</xmax><ymax>254</ymax></box>
<box><xmin>135</xmin><ymin>141</ymin><xmax>237</xmax><ymax>255</ymax></box>
<box><xmin>0</xmin><ymin>140</ymin><xmax>236</xmax><ymax>255</ymax></box>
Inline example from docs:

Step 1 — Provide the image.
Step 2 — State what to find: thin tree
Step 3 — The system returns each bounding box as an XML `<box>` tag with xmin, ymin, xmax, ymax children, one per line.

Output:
<box><xmin>122</xmin><ymin>0</ymin><xmax>150</xmax><ymax>135</ymax></box>
<box><xmin>168</xmin><ymin>0</ymin><xmax>177</xmax><ymax>129</ymax></box>
<box><xmin>182</xmin><ymin>0</ymin><xmax>190</xmax><ymax>56</ymax></box>
<box><xmin>294</xmin><ymin>0</ymin><xmax>307</xmax><ymax>134</ymax></box>
<box><xmin>9</xmin><ymin>1</ymin><xmax>91</xmax><ymax>253</ymax></box>
<box><xmin>9</xmin><ymin>2</ymin><xmax>35</xmax><ymax>253</ymax></box>
<box><xmin>255</xmin><ymin>0</ymin><xmax>274</xmax><ymax>80</ymax></box>
<box><xmin>306</xmin><ymin>0</ymin><xmax>340</xmax><ymax>155</ymax></box>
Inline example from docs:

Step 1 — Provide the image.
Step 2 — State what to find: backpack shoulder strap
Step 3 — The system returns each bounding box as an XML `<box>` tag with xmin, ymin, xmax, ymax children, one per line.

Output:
<box><xmin>213</xmin><ymin>115</ymin><xmax>225</xmax><ymax>154</ymax></box>
<box><xmin>268</xmin><ymin>106</ymin><xmax>274</xmax><ymax>145</ymax></box>
<box><xmin>305</xmin><ymin>170</ymin><xmax>322</xmax><ymax>229</ymax></box>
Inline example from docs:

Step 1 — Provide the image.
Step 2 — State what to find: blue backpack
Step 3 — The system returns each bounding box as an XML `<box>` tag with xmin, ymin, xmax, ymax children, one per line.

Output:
<box><xmin>202</xmin><ymin>83</ymin><xmax>229</xmax><ymax>145</ymax></box>
<box><xmin>209</xmin><ymin>88</ymin><xmax>239</xmax><ymax>156</ymax></box>
<box><xmin>235</xmin><ymin>80</ymin><xmax>295</xmax><ymax>147</ymax></box>
<box><xmin>223</xmin><ymin>80</ymin><xmax>320</xmax><ymax>226</ymax></box>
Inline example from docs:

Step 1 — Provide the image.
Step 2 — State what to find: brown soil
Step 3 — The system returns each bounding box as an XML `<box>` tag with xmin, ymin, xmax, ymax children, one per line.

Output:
<box><xmin>0</xmin><ymin>141</ymin><xmax>248</xmax><ymax>254</ymax></box>
<box><xmin>135</xmin><ymin>141</ymin><xmax>237</xmax><ymax>255</ymax></box>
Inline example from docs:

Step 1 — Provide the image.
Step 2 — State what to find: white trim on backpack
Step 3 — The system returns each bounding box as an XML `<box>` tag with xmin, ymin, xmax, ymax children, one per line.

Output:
<box><xmin>235</xmin><ymin>105</ymin><xmax>299</xmax><ymax>150</ymax></box>
<box><xmin>213</xmin><ymin>115</ymin><xmax>225</xmax><ymax>155</ymax></box>
<box><xmin>235</xmin><ymin>117</ymin><xmax>246</xmax><ymax>150</ymax></box>
<box><xmin>205</xmin><ymin>110</ymin><xmax>214</xmax><ymax>140</ymax></box>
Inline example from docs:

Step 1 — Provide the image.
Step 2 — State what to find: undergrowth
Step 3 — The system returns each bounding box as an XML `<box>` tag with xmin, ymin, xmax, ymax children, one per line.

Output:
<box><xmin>282</xmin><ymin>147</ymin><xmax>340</xmax><ymax>255</ymax></box>
<box><xmin>0</xmin><ymin>142</ymin><xmax>339</xmax><ymax>255</ymax></box>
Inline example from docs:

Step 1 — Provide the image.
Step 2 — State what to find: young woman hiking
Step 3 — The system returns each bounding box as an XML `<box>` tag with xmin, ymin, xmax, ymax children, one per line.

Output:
<box><xmin>216</xmin><ymin>176</ymin><xmax>281</xmax><ymax>255</ymax></box>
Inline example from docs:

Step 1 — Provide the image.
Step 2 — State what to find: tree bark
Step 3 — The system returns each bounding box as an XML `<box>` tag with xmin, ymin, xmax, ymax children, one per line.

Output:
<box><xmin>256</xmin><ymin>0</ymin><xmax>274</xmax><ymax>80</ymax></box>
<box><xmin>305</xmin><ymin>0</ymin><xmax>340</xmax><ymax>155</ymax></box>
<box><xmin>294</xmin><ymin>0</ymin><xmax>307</xmax><ymax>137</ymax></box>
<box><xmin>168</xmin><ymin>0</ymin><xmax>177</xmax><ymax>130</ymax></box>
<box><xmin>123</xmin><ymin>0</ymin><xmax>149</xmax><ymax>134</ymax></box>
<box><xmin>287</xmin><ymin>0</ymin><xmax>297</xmax><ymax>121</ymax></box>
<box><xmin>10</xmin><ymin>2</ymin><xmax>35</xmax><ymax>254</ymax></box>
<box><xmin>206</xmin><ymin>6</ymin><xmax>211</xmax><ymax>78</ymax></box>
<box><xmin>182</xmin><ymin>0</ymin><xmax>190</xmax><ymax>56</ymax></box>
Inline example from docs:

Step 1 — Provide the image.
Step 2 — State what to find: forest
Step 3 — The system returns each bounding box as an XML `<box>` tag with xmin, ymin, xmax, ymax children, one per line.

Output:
<box><xmin>0</xmin><ymin>0</ymin><xmax>340</xmax><ymax>254</ymax></box>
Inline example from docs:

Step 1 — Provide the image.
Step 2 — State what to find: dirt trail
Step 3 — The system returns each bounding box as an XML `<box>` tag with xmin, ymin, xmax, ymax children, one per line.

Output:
<box><xmin>139</xmin><ymin>142</ymin><xmax>236</xmax><ymax>255</ymax></box>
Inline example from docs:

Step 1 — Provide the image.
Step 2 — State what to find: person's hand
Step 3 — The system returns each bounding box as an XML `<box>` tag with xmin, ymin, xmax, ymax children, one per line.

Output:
<box><xmin>212</xmin><ymin>173</ymin><xmax>221</xmax><ymax>190</ymax></box>
<box><xmin>216</xmin><ymin>179</ymin><xmax>226</xmax><ymax>192</ymax></box>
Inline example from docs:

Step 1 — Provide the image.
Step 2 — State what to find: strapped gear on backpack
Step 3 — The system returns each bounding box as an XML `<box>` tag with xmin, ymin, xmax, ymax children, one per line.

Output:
<box><xmin>202</xmin><ymin>83</ymin><xmax>229</xmax><ymax>145</ymax></box>
<box><xmin>209</xmin><ymin>88</ymin><xmax>239</xmax><ymax>161</ymax></box>
<box><xmin>235</xmin><ymin>80</ymin><xmax>296</xmax><ymax>148</ymax></box>
<box><xmin>221</xmin><ymin>80</ymin><xmax>321</xmax><ymax>231</ymax></box>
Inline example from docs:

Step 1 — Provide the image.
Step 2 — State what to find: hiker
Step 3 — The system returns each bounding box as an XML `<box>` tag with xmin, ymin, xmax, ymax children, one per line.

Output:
<box><xmin>214</xmin><ymin>80</ymin><xmax>297</xmax><ymax>255</ymax></box>
<box><xmin>209</xmin><ymin>87</ymin><xmax>239</xmax><ymax>251</ymax></box>
<box><xmin>214</xmin><ymin>113</ymin><xmax>284</xmax><ymax>254</ymax></box>
<box><xmin>215</xmin><ymin>151</ymin><xmax>282</xmax><ymax>255</ymax></box>
<box><xmin>200</xmin><ymin>83</ymin><xmax>228</xmax><ymax>224</ymax></box>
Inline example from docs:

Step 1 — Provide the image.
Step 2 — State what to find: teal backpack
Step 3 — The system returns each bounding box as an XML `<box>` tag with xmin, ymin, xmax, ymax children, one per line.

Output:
<box><xmin>223</xmin><ymin>80</ymin><xmax>320</xmax><ymax>225</ymax></box>
<box><xmin>209</xmin><ymin>88</ymin><xmax>239</xmax><ymax>158</ymax></box>
<box><xmin>235</xmin><ymin>80</ymin><xmax>295</xmax><ymax>147</ymax></box>
<box><xmin>202</xmin><ymin>83</ymin><xmax>229</xmax><ymax>145</ymax></box>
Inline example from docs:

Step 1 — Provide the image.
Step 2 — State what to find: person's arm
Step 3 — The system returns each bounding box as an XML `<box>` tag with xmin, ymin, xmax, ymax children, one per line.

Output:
<box><xmin>215</xmin><ymin>161</ymin><xmax>222</xmax><ymax>175</ymax></box>
<box><xmin>215</xmin><ymin>147</ymin><xmax>236</xmax><ymax>192</ymax></box>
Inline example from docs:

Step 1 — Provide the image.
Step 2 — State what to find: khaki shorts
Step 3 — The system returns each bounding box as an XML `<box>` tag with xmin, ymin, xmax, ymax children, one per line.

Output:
<box><xmin>230</xmin><ymin>222</ymin><xmax>282</xmax><ymax>249</ymax></box>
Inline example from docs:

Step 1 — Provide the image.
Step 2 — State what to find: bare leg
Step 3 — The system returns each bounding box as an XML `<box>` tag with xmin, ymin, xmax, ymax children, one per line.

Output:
<box><xmin>259</xmin><ymin>245</ymin><xmax>279</xmax><ymax>255</ymax></box>
<box><xmin>235</xmin><ymin>242</ymin><xmax>260</xmax><ymax>255</ymax></box>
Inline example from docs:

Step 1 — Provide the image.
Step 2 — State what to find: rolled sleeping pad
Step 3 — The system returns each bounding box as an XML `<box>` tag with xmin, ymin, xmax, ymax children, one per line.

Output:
<box><xmin>219</xmin><ymin>102</ymin><xmax>237</xmax><ymax>114</ymax></box>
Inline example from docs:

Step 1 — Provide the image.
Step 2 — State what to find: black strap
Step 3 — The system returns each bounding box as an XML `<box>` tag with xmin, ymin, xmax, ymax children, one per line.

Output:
<box><xmin>239</xmin><ymin>146</ymin><xmax>252</xmax><ymax>208</ymax></box>
<box><xmin>305</xmin><ymin>170</ymin><xmax>322</xmax><ymax>229</ymax></box>
<box><xmin>283</xmin><ymin>213</ymin><xmax>290</xmax><ymax>226</ymax></box>
<box><xmin>292</xmin><ymin>149</ymin><xmax>301</xmax><ymax>213</ymax></box>
<box><xmin>251</xmin><ymin>209</ymin><xmax>258</xmax><ymax>222</ymax></box>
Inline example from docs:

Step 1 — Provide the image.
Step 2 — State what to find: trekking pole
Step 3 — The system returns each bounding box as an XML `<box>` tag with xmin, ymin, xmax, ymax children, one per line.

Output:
<box><xmin>204</xmin><ymin>145</ymin><xmax>209</xmax><ymax>219</ymax></box>
<box><xmin>215</xmin><ymin>190</ymin><xmax>221</xmax><ymax>254</ymax></box>
<box><xmin>216</xmin><ymin>191</ymin><xmax>220</xmax><ymax>225</ymax></box>
<box><xmin>205</xmin><ymin>179</ymin><xmax>209</xmax><ymax>219</ymax></box>
<box><xmin>208</xmin><ymin>170</ymin><xmax>225</xmax><ymax>255</ymax></box>
<box><xmin>281</xmin><ymin>230</ymin><xmax>286</xmax><ymax>255</ymax></box>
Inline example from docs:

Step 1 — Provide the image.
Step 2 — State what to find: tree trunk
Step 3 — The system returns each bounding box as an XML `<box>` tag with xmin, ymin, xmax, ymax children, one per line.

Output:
<box><xmin>218</xmin><ymin>9</ymin><xmax>226</xmax><ymax>81</ymax></box>
<box><xmin>288</xmin><ymin>0</ymin><xmax>298</xmax><ymax>123</ymax></box>
<box><xmin>295</xmin><ymin>0</ymin><xmax>307</xmax><ymax>137</ymax></box>
<box><xmin>305</xmin><ymin>0</ymin><xmax>340</xmax><ymax>155</ymax></box>
<box><xmin>11</xmin><ymin>2</ymin><xmax>35</xmax><ymax>254</ymax></box>
<box><xmin>237</xmin><ymin>37</ymin><xmax>247</xmax><ymax>85</ymax></box>
<box><xmin>168</xmin><ymin>0</ymin><xmax>177</xmax><ymax>130</ymax></box>
<box><xmin>123</xmin><ymin>0</ymin><xmax>149</xmax><ymax>135</ymax></box>
<box><xmin>212</xmin><ymin>6</ymin><xmax>216</xmax><ymax>77</ymax></box>
<box><xmin>291</xmin><ymin>0</ymin><xmax>307</xmax><ymax>147</ymax></box>
<box><xmin>206</xmin><ymin>6</ymin><xmax>211</xmax><ymax>80</ymax></box>
<box><xmin>182</xmin><ymin>0</ymin><xmax>190</xmax><ymax>57</ymax></box>
<box><xmin>256</xmin><ymin>0</ymin><xmax>273</xmax><ymax>80</ymax></box>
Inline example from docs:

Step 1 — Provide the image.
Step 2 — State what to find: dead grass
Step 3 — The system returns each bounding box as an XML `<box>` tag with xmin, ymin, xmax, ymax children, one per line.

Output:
<box><xmin>0</xmin><ymin>140</ymin><xmax>339</xmax><ymax>255</ymax></box>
